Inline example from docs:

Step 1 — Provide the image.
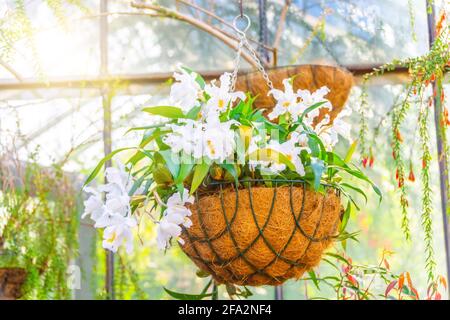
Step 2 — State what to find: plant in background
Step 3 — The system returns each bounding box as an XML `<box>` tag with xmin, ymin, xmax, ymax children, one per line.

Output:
<box><xmin>0</xmin><ymin>147</ymin><xmax>79</xmax><ymax>299</ymax></box>
<box><xmin>304</xmin><ymin>249</ymin><xmax>447</xmax><ymax>300</ymax></box>
<box><xmin>358</xmin><ymin>10</ymin><xmax>449</xmax><ymax>287</ymax></box>
<box><xmin>83</xmin><ymin>65</ymin><xmax>380</xmax><ymax>297</ymax></box>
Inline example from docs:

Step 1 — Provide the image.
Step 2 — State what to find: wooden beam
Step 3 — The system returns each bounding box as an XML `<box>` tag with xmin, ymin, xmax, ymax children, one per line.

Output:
<box><xmin>0</xmin><ymin>64</ymin><xmax>428</xmax><ymax>91</ymax></box>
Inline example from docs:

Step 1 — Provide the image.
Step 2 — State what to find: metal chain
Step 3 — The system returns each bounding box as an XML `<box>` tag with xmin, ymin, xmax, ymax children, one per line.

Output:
<box><xmin>230</xmin><ymin>14</ymin><xmax>274</xmax><ymax>92</ymax></box>
<box><xmin>242</xmin><ymin>34</ymin><xmax>274</xmax><ymax>90</ymax></box>
<box><xmin>230</xmin><ymin>33</ymin><xmax>245</xmax><ymax>92</ymax></box>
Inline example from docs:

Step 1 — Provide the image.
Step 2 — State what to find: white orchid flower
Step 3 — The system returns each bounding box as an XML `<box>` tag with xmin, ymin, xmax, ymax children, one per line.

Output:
<box><xmin>157</xmin><ymin>188</ymin><xmax>194</xmax><ymax>250</ymax></box>
<box><xmin>204</xmin><ymin>72</ymin><xmax>245</xmax><ymax>117</ymax></box>
<box><xmin>247</xmin><ymin>135</ymin><xmax>270</xmax><ymax>170</ymax></box>
<box><xmin>268</xmin><ymin>139</ymin><xmax>305</xmax><ymax>176</ymax></box>
<box><xmin>164</xmin><ymin>119</ymin><xmax>237</xmax><ymax>163</ymax></box>
<box><xmin>268</xmin><ymin>79</ymin><xmax>299</xmax><ymax>120</ymax></box>
<box><xmin>169</xmin><ymin>66</ymin><xmax>201</xmax><ymax>113</ymax></box>
<box><xmin>202</xmin><ymin>120</ymin><xmax>237</xmax><ymax>162</ymax></box>
<box><xmin>164</xmin><ymin>119</ymin><xmax>203</xmax><ymax>159</ymax></box>
<box><xmin>82</xmin><ymin>187</ymin><xmax>105</xmax><ymax>221</ymax></box>
<box><xmin>313</xmin><ymin>106</ymin><xmax>352</xmax><ymax>150</ymax></box>
<box><xmin>297</xmin><ymin>86</ymin><xmax>332</xmax><ymax>125</ymax></box>
<box><xmin>156</xmin><ymin>216</ymin><xmax>183</xmax><ymax>250</ymax></box>
<box><xmin>83</xmin><ymin>162</ymin><xmax>138</xmax><ymax>253</ymax></box>
<box><xmin>167</xmin><ymin>188</ymin><xmax>194</xmax><ymax>207</ymax></box>
<box><xmin>290</xmin><ymin>131</ymin><xmax>311</xmax><ymax>154</ymax></box>
<box><xmin>102</xmin><ymin>214</ymin><xmax>137</xmax><ymax>253</ymax></box>
<box><xmin>331</xmin><ymin>107</ymin><xmax>352</xmax><ymax>142</ymax></box>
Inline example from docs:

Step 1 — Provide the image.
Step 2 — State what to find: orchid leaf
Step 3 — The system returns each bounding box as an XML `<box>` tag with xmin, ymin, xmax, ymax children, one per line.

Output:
<box><xmin>83</xmin><ymin>147</ymin><xmax>133</xmax><ymax>187</ymax></box>
<box><xmin>159</xmin><ymin>150</ymin><xmax>180</xmax><ymax>179</ymax></box>
<box><xmin>307</xmin><ymin>133</ymin><xmax>326</xmax><ymax>158</ymax></box>
<box><xmin>344</xmin><ymin>140</ymin><xmax>358</xmax><ymax>163</ymax></box>
<box><xmin>186</xmin><ymin>106</ymin><xmax>201</xmax><ymax>120</ymax></box>
<box><xmin>298</xmin><ymin>101</ymin><xmax>327</xmax><ymax>123</ymax></box>
<box><xmin>247</xmin><ymin>149</ymin><xmax>296</xmax><ymax>171</ymax></box>
<box><xmin>163</xmin><ymin>287</ymin><xmax>212</xmax><ymax>300</ymax></box>
<box><xmin>340</xmin><ymin>183</ymin><xmax>368</xmax><ymax>203</ymax></box>
<box><xmin>143</xmin><ymin>106</ymin><xmax>185</xmax><ymax>119</ymax></box>
<box><xmin>176</xmin><ymin>162</ymin><xmax>194</xmax><ymax>184</ymax></box>
<box><xmin>180</xmin><ymin>66</ymin><xmax>206</xmax><ymax>88</ymax></box>
<box><xmin>190</xmin><ymin>161</ymin><xmax>210</xmax><ymax>194</ymax></box>
<box><xmin>307</xmin><ymin>270</ymin><xmax>321</xmax><ymax>290</ymax></box>
<box><xmin>219</xmin><ymin>163</ymin><xmax>239</xmax><ymax>183</ymax></box>
<box><xmin>340</xmin><ymin>201</ymin><xmax>352</xmax><ymax>232</ymax></box>
<box><xmin>124</xmin><ymin>123</ymin><xmax>169</xmax><ymax>134</ymax></box>
<box><xmin>311</xmin><ymin>158</ymin><xmax>325</xmax><ymax>190</ymax></box>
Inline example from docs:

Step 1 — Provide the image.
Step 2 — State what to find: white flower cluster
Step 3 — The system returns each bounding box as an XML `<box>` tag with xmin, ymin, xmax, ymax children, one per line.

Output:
<box><xmin>164</xmin><ymin>68</ymin><xmax>244</xmax><ymax>163</ymax></box>
<box><xmin>82</xmin><ymin>164</ymin><xmax>137</xmax><ymax>253</ymax></box>
<box><xmin>268</xmin><ymin>78</ymin><xmax>352</xmax><ymax>150</ymax></box>
<box><xmin>156</xmin><ymin>188</ymin><xmax>194</xmax><ymax>250</ymax></box>
<box><xmin>268</xmin><ymin>79</ymin><xmax>332</xmax><ymax>123</ymax></box>
<box><xmin>248</xmin><ymin>132</ymin><xmax>309</xmax><ymax>176</ymax></box>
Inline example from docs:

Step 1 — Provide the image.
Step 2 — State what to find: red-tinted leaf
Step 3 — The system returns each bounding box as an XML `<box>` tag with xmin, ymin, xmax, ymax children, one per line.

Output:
<box><xmin>406</xmin><ymin>272</ymin><xmax>413</xmax><ymax>288</ymax></box>
<box><xmin>346</xmin><ymin>274</ymin><xmax>358</xmax><ymax>287</ymax></box>
<box><xmin>385</xmin><ymin>280</ymin><xmax>398</xmax><ymax>297</ymax></box>
<box><xmin>435</xmin><ymin>292</ymin><xmax>442</xmax><ymax>300</ymax></box>
<box><xmin>398</xmin><ymin>273</ymin><xmax>405</xmax><ymax>292</ymax></box>
<box><xmin>439</xmin><ymin>275</ymin><xmax>447</xmax><ymax>290</ymax></box>
<box><xmin>411</xmin><ymin>287</ymin><xmax>420</xmax><ymax>300</ymax></box>
<box><xmin>383</xmin><ymin>259</ymin><xmax>390</xmax><ymax>270</ymax></box>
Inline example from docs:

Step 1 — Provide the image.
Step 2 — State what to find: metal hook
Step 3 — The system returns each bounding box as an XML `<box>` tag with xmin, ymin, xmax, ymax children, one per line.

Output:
<box><xmin>233</xmin><ymin>14</ymin><xmax>251</xmax><ymax>35</ymax></box>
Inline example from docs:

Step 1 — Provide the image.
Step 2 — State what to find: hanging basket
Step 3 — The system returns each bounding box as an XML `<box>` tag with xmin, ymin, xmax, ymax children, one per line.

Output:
<box><xmin>180</xmin><ymin>180</ymin><xmax>342</xmax><ymax>286</ymax></box>
<box><xmin>0</xmin><ymin>268</ymin><xmax>27</xmax><ymax>300</ymax></box>
<box><xmin>235</xmin><ymin>64</ymin><xmax>354</xmax><ymax>125</ymax></box>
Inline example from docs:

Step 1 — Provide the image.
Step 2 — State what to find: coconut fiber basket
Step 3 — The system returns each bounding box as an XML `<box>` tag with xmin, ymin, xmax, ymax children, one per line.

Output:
<box><xmin>235</xmin><ymin>64</ymin><xmax>354</xmax><ymax>125</ymax></box>
<box><xmin>180</xmin><ymin>180</ymin><xmax>343</xmax><ymax>286</ymax></box>
<box><xmin>0</xmin><ymin>268</ymin><xmax>27</xmax><ymax>300</ymax></box>
<box><xmin>180</xmin><ymin>65</ymin><xmax>353</xmax><ymax>286</ymax></box>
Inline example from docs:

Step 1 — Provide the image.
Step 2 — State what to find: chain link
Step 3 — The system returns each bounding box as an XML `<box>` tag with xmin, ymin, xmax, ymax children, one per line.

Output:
<box><xmin>242</xmin><ymin>35</ymin><xmax>274</xmax><ymax>90</ymax></box>
<box><xmin>230</xmin><ymin>34</ymin><xmax>245</xmax><ymax>92</ymax></box>
<box><xmin>230</xmin><ymin>14</ymin><xmax>274</xmax><ymax>92</ymax></box>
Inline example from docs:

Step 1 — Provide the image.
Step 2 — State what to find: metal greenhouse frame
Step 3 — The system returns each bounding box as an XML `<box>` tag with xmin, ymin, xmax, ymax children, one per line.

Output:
<box><xmin>0</xmin><ymin>0</ymin><xmax>448</xmax><ymax>299</ymax></box>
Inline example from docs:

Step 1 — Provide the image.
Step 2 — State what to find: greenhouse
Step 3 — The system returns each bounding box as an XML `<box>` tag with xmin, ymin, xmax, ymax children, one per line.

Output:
<box><xmin>0</xmin><ymin>0</ymin><xmax>449</xmax><ymax>304</ymax></box>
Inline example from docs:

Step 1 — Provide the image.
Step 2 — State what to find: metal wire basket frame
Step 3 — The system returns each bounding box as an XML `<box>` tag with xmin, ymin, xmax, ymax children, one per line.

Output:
<box><xmin>181</xmin><ymin>179</ymin><xmax>342</xmax><ymax>285</ymax></box>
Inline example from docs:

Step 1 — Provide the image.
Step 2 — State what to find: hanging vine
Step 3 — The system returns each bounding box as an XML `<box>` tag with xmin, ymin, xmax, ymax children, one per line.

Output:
<box><xmin>418</xmin><ymin>103</ymin><xmax>436</xmax><ymax>283</ymax></box>
<box><xmin>0</xmin><ymin>147</ymin><xmax>80</xmax><ymax>299</ymax></box>
<box><xmin>358</xmin><ymin>10</ymin><xmax>449</xmax><ymax>286</ymax></box>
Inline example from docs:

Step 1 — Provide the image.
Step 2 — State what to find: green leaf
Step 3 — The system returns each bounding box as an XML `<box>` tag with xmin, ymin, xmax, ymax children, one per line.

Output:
<box><xmin>307</xmin><ymin>270</ymin><xmax>321</xmax><ymax>290</ymax></box>
<box><xmin>186</xmin><ymin>106</ymin><xmax>201</xmax><ymax>120</ymax></box>
<box><xmin>325</xmin><ymin>252</ymin><xmax>351</xmax><ymax>265</ymax></box>
<box><xmin>334</xmin><ymin>231</ymin><xmax>360</xmax><ymax>242</ymax></box>
<box><xmin>220</xmin><ymin>163</ymin><xmax>238</xmax><ymax>183</ymax></box>
<box><xmin>190</xmin><ymin>161</ymin><xmax>210</xmax><ymax>194</ymax></box>
<box><xmin>247</xmin><ymin>149</ymin><xmax>296</xmax><ymax>171</ymax></box>
<box><xmin>83</xmin><ymin>147</ymin><xmax>133</xmax><ymax>187</ymax></box>
<box><xmin>307</xmin><ymin>132</ymin><xmax>326</xmax><ymax>159</ymax></box>
<box><xmin>124</xmin><ymin>123</ymin><xmax>169</xmax><ymax>134</ymax></box>
<box><xmin>159</xmin><ymin>150</ymin><xmax>180</xmax><ymax>179</ymax></box>
<box><xmin>298</xmin><ymin>101</ymin><xmax>327</xmax><ymax>122</ymax></box>
<box><xmin>326</xmin><ymin>152</ymin><xmax>382</xmax><ymax>202</ymax></box>
<box><xmin>340</xmin><ymin>183</ymin><xmax>368</xmax><ymax>203</ymax></box>
<box><xmin>128</xmin><ymin>174</ymin><xmax>147</xmax><ymax>196</ymax></box>
<box><xmin>344</xmin><ymin>140</ymin><xmax>358</xmax><ymax>163</ymax></box>
<box><xmin>176</xmin><ymin>162</ymin><xmax>194</xmax><ymax>184</ymax></box>
<box><xmin>340</xmin><ymin>201</ymin><xmax>352</xmax><ymax>232</ymax></box>
<box><xmin>180</xmin><ymin>66</ymin><xmax>206</xmax><ymax>88</ymax></box>
<box><xmin>311</xmin><ymin>158</ymin><xmax>325</xmax><ymax>190</ymax></box>
<box><xmin>163</xmin><ymin>287</ymin><xmax>212</xmax><ymax>300</ymax></box>
<box><xmin>143</xmin><ymin>106</ymin><xmax>185</xmax><ymax>119</ymax></box>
